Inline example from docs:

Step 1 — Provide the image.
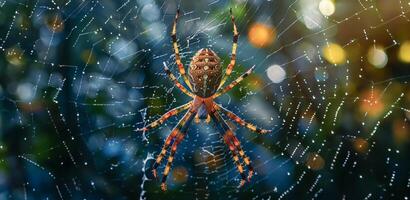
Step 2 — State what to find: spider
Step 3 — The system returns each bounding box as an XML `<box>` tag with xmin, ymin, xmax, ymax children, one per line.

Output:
<box><xmin>138</xmin><ymin>9</ymin><xmax>271</xmax><ymax>191</ymax></box>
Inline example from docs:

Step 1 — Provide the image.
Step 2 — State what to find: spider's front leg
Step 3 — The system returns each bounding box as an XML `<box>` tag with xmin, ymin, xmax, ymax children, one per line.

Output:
<box><xmin>171</xmin><ymin>9</ymin><xmax>193</xmax><ymax>91</ymax></box>
<box><xmin>218</xmin><ymin>8</ymin><xmax>239</xmax><ymax>89</ymax></box>
<box><xmin>163</xmin><ymin>62</ymin><xmax>195</xmax><ymax>98</ymax></box>
<box><xmin>213</xmin><ymin>65</ymin><xmax>255</xmax><ymax>99</ymax></box>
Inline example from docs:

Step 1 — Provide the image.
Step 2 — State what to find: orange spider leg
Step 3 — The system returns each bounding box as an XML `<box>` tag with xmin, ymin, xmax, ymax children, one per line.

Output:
<box><xmin>150</xmin><ymin>107</ymin><xmax>194</xmax><ymax>178</ymax></box>
<box><xmin>218</xmin><ymin>8</ymin><xmax>239</xmax><ymax>89</ymax></box>
<box><xmin>136</xmin><ymin>101</ymin><xmax>192</xmax><ymax>132</ymax></box>
<box><xmin>209</xmin><ymin>110</ymin><xmax>250</xmax><ymax>186</ymax></box>
<box><xmin>214</xmin><ymin>103</ymin><xmax>271</xmax><ymax>134</ymax></box>
<box><xmin>226</xmin><ymin>131</ymin><xmax>254</xmax><ymax>182</ymax></box>
<box><xmin>161</xmin><ymin>132</ymin><xmax>185</xmax><ymax>191</ymax></box>
<box><xmin>159</xmin><ymin>109</ymin><xmax>197</xmax><ymax>191</ymax></box>
<box><xmin>163</xmin><ymin>62</ymin><xmax>195</xmax><ymax>98</ymax></box>
<box><xmin>151</xmin><ymin>128</ymin><xmax>180</xmax><ymax>178</ymax></box>
<box><xmin>213</xmin><ymin>65</ymin><xmax>255</xmax><ymax>98</ymax></box>
<box><xmin>172</xmin><ymin>9</ymin><xmax>193</xmax><ymax>90</ymax></box>
<box><xmin>223</xmin><ymin>133</ymin><xmax>247</xmax><ymax>187</ymax></box>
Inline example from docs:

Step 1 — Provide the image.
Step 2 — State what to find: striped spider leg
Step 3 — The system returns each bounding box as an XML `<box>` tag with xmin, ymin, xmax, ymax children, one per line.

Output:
<box><xmin>209</xmin><ymin>110</ymin><xmax>255</xmax><ymax>186</ymax></box>
<box><xmin>155</xmin><ymin>109</ymin><xmax>197</xmax><ymax>191</ymax></box>
<box><xmin>213</xmin><ymin>65</ymin><xmax>255</xmax><ymax>99</ymax></box>
<box><xmin>172</xmin><ymin>9</ymin><xmax>193</xmax><ymax>91</ymax></box>
<box><xmin>214</xmin><ymin>103</ymin><xmax>271</xmax><ymax>134</ymax></box>
<box><xmin>218</xmin><ymin>8</ymin><xmax>239</xmax><ymax>89</ymax></box>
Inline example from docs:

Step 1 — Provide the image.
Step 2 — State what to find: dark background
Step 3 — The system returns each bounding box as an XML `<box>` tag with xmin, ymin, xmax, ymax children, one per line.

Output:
<box><xmin>0</xmin><ymin>0</ymin><xmax>409</xmax><ymax>199</ymax></box>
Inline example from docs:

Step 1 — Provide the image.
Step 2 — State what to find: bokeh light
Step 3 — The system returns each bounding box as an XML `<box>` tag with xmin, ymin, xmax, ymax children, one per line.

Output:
<box><xmin>367</xmin><ymin>46</ymin><xmax>388</xmax><ymax>68</ymax></box>
<box><xmin>398</xmin><ymin>41</ymin><xmax>410</xmax><ymax>63</ymax></box>
<box><xmin>45</xmin><ymin>14</ymin><xmax>64</xmax><ymax>33</ymax></box>
<box><xmin>16</xmin><ymin>82</ymin><xmax>34</xmax><ymax>102</ymax></box>
<box><xmin>322</xmin><ymin>43</ymin><xmax>346</xmax><ymax>65</ymax></box>
<box><xmin>318</xmin><ymin>0</ymin><xmax>335</xmax><ymax>16</ymax></box>
<box><xmin>353</xmin><ymin>138</ymin><xmax>369</xmax><ymax>154</ymax></box>
<box><xmin>247</xmin><ymin>23</ymin><xmax>276</xmax><ymax>48</ymax></box>
<box><xmin>81</xmin><ymin>50</ymin><xmax>97</xmax><ymax>64</ymax></box>
<box><xmin>299</xmin><ymin>0</ymin><xmax>326</xmax><ymax>30</ymax></box>
<box><xmin>393</xmin><ymin>120</ymin><xmax>409</xmax><ymax>145</ymax></box>
<box><xmin>172</xmin><ymin>166</ymin><xmax>189</xmax><ymax>184</ymax></box>
<box><xmin>5</xmin><ymin>47</ymin><xmax>24</xmax><ymax>66</ymax></box>
<box><xmin>305</xmin><ymin>153</ymin><xmax>325</xmax><ymax>170</ymax></box>
<box><xmin>266</xmin><ymin>64</ymin><xmax>286</xmax><ymax>83</ymax></box>
<box><xmin>359</xmin><ymin>88</ymin><xmax>385</xmax><ymax>117</ymax></box>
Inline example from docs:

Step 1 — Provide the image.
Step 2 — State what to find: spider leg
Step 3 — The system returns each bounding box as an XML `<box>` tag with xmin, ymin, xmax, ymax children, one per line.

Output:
<box><xmin>218</xmin><ymin>8</ymin><xmax>239</xmax><ymax>89</ymax></box>
<box><xmin>223</xmin><ymin>135</ymin><xmax>247</xmax><ymax>187</ymax></box>
<box><xmin>136</xmin><ymin>101</ymin><xmax>192</xmax><ymax>132</ymax></box>
<box><xmin>152</xmin><ymin>128</ymin><xmax>179</xmax><ymax>178</ymax></box>
<box><xmin>228</xmin><ymin>133</ymin><xmax>255</xmax><ymax>182</ymax></box>
<box><xmin>214</xmin><ymin>103</ymin><xmax>271</xmax><ymax>134</ymax></box>
<box><xmin>172</xmin><ymin>9</ymin><xmax>193</xmax><ymax>91</ymax></box>
<box><xmin>163</xmin><ymin>62</ymin><xmax>195</xmax><ymax>98</ymax></box>
<box><xmin>213</xmin><ymin>65</ymin><xmax>255</xmax><ymax>98</ymax></box>
<box><xmin>209</xmin><ymin>110</ymin><xmax>250</xmax><ymax>187</ymax></box>
<box><xmin>160</xmin><ymin>109</ymin><xmax>196</xmax><ymax>191</ymax></box>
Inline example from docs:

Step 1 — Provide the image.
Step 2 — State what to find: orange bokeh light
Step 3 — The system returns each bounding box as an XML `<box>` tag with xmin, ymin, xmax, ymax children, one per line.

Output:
<box><xmin>352</xmin><ymin>137</ymin><xmax>369</xmax><ymax>154</ymax></box>
<box><xmin>45</xmin><ymin>14</ymin><xmax>64</xmax><ymax>32</ymax></box>
<box><xmin>393</xmin><ymin>120</ymin><xmax>409</xmax><ymax>145</ymax></box>
<box><xmin>172</xmin><ymin>166</ymin><xmax>189</xmax><ymax>184</ymax></box>
<box><xmin>359</xmin><ymin>89</ymin><xmax>385</xmax><ymax>117</ymax></box>
<box><xmin>248</xmin><ymin>23</ymin><xmax>276</xmax><ymax>48</ymax></box>
<box><xmin>306</xmin><ymin>153</ymin><xmax>325</xmax><ymax>170</ymax></box>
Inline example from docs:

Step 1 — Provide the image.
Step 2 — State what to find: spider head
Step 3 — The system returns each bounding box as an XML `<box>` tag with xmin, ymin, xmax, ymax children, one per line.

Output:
<box><xmin>188</xmin><ymin>48</ymin><xmax>222</xmax><ymax>97</ymax></box>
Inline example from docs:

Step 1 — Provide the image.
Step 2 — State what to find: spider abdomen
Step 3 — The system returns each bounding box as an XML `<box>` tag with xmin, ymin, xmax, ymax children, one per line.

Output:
<box><xmin>188</xmin><ymin>48</ymin><xmax>222</xmax><ymax>97</ymax></box>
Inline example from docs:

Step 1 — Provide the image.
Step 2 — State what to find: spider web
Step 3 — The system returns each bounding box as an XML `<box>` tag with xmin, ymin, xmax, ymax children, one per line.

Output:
<box><xmin>0</xmin><ymin>0</ymin><xmax>409</xmax><ymax>199</ymax></box>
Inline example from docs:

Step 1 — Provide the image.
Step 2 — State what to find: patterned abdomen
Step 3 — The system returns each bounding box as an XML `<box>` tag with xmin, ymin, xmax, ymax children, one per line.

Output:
<box><xmin>188</xmin><ymin>48</ymin><xmax>222</xmax><ymax>97</ymax></box>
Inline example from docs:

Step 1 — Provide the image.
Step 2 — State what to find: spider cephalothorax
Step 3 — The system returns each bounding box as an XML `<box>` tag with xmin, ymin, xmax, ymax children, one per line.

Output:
<box><xmin>188</xmin><ymin>48</ymin><xmax>222</xmax><ymax>97</ymax></box>
<box><xmin>138</xmin><ymin>9</ymin><xmax>271</xmax><ymax>191</ymax></box>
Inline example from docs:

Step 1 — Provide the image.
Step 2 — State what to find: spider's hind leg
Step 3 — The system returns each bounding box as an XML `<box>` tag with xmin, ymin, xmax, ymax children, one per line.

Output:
<box><xmin>228</xmin><ymin>133</ymin><xmax>255</xmax><ymax>181</ymax></box>
<box><xmin>158</xmin><ymin>109</ymin><xmax>196</xmax><ymax>191</ymax></box>
<box><xmin>210</xmin><ymin>111</ymin><xmax>252</xmax><ymax>186</ymax></box>
<box><xmin>223</xmin><ymin>131</ymin><xmax>247</xmax><ymax>187</ymax></box>
<box><xmin>152</xmin><ymin>130</ymin><xmax>178</xmax><ymax>178</ymax></box>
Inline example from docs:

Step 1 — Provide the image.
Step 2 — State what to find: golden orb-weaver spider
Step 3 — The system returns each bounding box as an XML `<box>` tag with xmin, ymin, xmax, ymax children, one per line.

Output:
<box><xmin>138</xmin><ymin>9</ymin><xmax>271</xmax><ymax>191</ymax></box>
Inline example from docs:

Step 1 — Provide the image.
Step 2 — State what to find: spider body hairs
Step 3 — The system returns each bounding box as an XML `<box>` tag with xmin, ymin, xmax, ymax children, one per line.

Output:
<box><xmin>138</xmin><ymin>8</ymin><xmax>271</xmax><ymax>191</ymax></box>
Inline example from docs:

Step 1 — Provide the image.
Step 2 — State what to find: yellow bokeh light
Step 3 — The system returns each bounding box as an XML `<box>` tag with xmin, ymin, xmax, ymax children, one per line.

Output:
<box><xmin>367</xmin><ymin>46</ymin><xmax>388</xmax><ymax>68</ymax></box>
<box><xmin>81</xmin><ymin>49</ymin><xmax>97</xmax><ymax>64</ymax></box>
<box><xmin>322</xmin><ymin>43</ymin><xmax>346</xmax><ymax>65</ymax></box>
<box><xmin>398</xmin><ymin>41</ymin><xmax>410</xmax><ymax>63</ymax></box>
<box><xmin>319</xmin><ymin>0</ymin><xmax>335</xmax><ymax>16</ymax></box>
<box><xmin>6</xmin><ymin>47</ymin><xmax>24</xmax><ymax>66</ymax></box>
<box><xmin>248</xmin><ymin>23</ymin><xmax>276</xmax><ymax>48</ymax></box>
